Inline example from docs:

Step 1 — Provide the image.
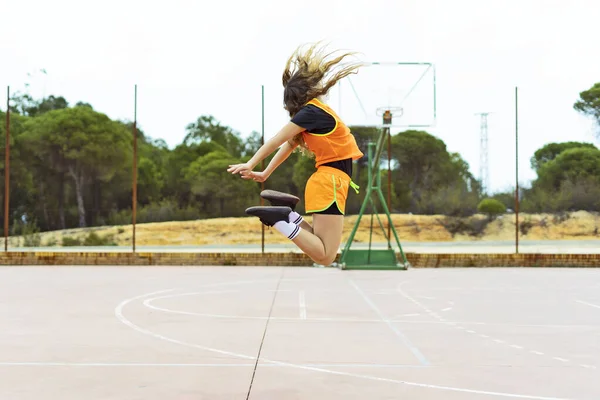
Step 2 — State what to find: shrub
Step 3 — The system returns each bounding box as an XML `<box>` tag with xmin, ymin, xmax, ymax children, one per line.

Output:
<box><xmin>83</xmin><ymin>232</ymin><xmax>117</xmax><ymax>246</ymax></box>
<box><xmin>424</xmin><ymin>184</ymin><xmax>479</xmax><ymax>217</ymax></box>
<box><xmin>477</xmin><ymin>198</ymin><xmax>506</xmax><ymax>220</ymax></box>
<box><xmin>44</xmin><ymin>238</ymin><xmax>58</xmax><ymax>247</ymax></box>
<box><xmin>62</xmin><ymin>237</ymin><xmax>81</xmax><ymax>246</ymax></box>
<box><xmin>519</xmin><ymin>219</ymin><xmax>535</xmax><ymax>236</ymax></box>
<box><xmin>107</xmin><ymin>200</ymin><xmax>204</xmax><ymax>226</ymax></box>
<box><xmin>22</xmin><ymin>220</ymin><xmax>42</xmax><ymax>247</ymax></box>
<box><xmin>439</xmin><ymin>216</ymin><xmax>490</xmax><ymax>238</ymax></box>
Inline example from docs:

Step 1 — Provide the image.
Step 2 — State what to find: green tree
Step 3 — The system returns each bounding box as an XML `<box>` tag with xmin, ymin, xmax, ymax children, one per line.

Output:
<box><xmin>530</xmin><ymin>141</ymin><xmax>597</xmax><ymax>171</ymax></box>
<box><xmin>523</xmin><ymin>146</ymin><xmax>600</xmax><ymax>212</ymax></box>
<box><xmin>536</xmin><ymin>147</ymin><xmax>600</xmax><ymax>191</ymax></box>
<box><xmin>184</xmin><ymin>115</ymin><xmax>244</xmax><ymax>158</ymax></box>
<box><xmin>10</xmin><ymin>93</ymin><xmax>68</xmax><ymax>117</ymax></box>
<box><xmin>135</xmin><ymin>132</ymin><xmax>169</xmax><ymax>205</ymax></box>
<box><xmin>0</xmin><ymin>111</ymin><xmax>36</xmax><ymax>230</ymax></box>
<box><xmin>185</xmin><ymin>151</ymin><xmax>256</xmax><ymax>216</ymax></box>
<box><xmin>391</xmin><ymin>130</ymin><xmax>479</xmax><ymax>214</ymax></box>
<box><xmin>243</xmin><ymin>131</ymin><xmax>263</xmax><ymax>158</ymax></box>
<box><xmin>574</xmin><ymin>82</ymin><xmax>600</xmax><ymax>133</ymax></box>
<box><xmin>20</xmin><ymin>106</ymin><xmax>131</xmax><ymax>227</ymax></box>
<box><xmin>31</xmin><ymin>96</ymin><xmax>69</xmax><ymax>116</ymax></box>
<box><xmin>9</xmin><ymin>92</ymin><xmax>37</xmax><ymax>116</ymax></box>
<box><xmin>164</xmin><ymin>141</ymin><xmax>228</xmax><ymax>206</ymax></box>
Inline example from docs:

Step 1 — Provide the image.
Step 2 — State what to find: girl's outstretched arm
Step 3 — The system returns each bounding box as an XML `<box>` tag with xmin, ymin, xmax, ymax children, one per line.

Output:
<box><xmin>240</xmin><ymin>140</ymin><xmax>298</xmax><ymax>182</ymax></box>
<box><xmin>227</xmin><ymin>122</ymin><xmax>304</xmax><ymax>175</ymax></box>
<box><xmin>264</xmin><ymin>139</ymin><xmax>298</xmax><ymax>175</ymax></box>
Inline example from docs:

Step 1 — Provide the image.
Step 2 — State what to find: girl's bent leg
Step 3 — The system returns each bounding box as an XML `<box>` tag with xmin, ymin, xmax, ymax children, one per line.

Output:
<box><xmin>299</xmin><ymin>219</ymin><xmax>313</xmax><ymax>234</ymax></box>
<box><xmin>291</xmin><ymin>214</ymin><xmax>343</xmax><ymax>265</ymax></box>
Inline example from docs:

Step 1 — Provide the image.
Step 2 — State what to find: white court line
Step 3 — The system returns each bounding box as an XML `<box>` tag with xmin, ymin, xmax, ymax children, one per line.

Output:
<box><xmin>143</xmin><ymin>289</ymin><xmax>241</xmax><ymax>302</ymax></box>
<box><xmin>299</xmin><ymin>291</ymin><xmax>307</xmax><ymax>320</ymax></box>
<box><xmin>142</xmin><ymin>296</ymin><xmax>600</xmax><ymax>330</ymax></box>
<box><xmin>396</xmin><ymin>281</ymin><xmax>587</xmax><ymax>372</ymax></box>
<box><xmin>441</xmin><ymin>307</ymin><xmax>452</xmax><ymax>312</ymax></box>
<box><xmin>576</xmin><ymin>300</ymin><xmax>600</xmax><ymax>310</ymax></box>
<box><xmin>0</xmin><ymin>362</ymin><xmax>429</xmax><ymax>369</ymax></box>
<box><xmin>144</xmin><ymin>299</ymin><xmax>381</xmax><ymax>322</ymax></box>
<box><xmin>530</xmin><ymin>351</ymin><xmax>545</xmax><ymax>356</ymax></box>
<box><xmin>144</xmin><ymin>291</ymin><xmax>431</xmax><ymax>324</ymax></box>
<box><xmin>0</xmin><ymin>362</ymin><xmax>256</xmax><ymax>367</ymax></box>
<box><xmin>425</xmin><ymin>321</ymin><xmax>600</xmax><ymax>329</ymax></box>
<box><xmin>348</xmin><ymin>279</ymin><xmax>430</xmax><ymax>366</ymax></box>
<box><xmin>116</xmin><ymin>289</ymin><xmax>570</xmax><ymax>400</ymax></box>
<box><xmin>480</xmin><ymin>334</ymin><xmax>490</xmax><ymax>338</ymax></box>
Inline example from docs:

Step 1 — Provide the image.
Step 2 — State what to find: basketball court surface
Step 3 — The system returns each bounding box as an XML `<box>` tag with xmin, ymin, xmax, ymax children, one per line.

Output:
<box><xmin>1</xmin><ymin>266</ymin><xmax>599</xmax><ymax>399</ymax></box>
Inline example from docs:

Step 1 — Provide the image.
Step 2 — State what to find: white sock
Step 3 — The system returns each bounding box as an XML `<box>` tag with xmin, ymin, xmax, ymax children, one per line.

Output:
<box><xmin>274</xmin><ymin>220</ymin><xmax>301</xmax><ymax>240</ymax></box>
<box><xmin>288</xmin><ymin>211</ymin><xmax>303</xmax><ymax>226</ymax></box>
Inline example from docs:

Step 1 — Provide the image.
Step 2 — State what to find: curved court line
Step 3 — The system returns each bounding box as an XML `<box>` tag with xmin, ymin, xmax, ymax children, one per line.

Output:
<box><xmin>144</xmin><ymin>286</ymin><xmax>600</xmax><ymax>329</ymax></box>
<box><xmin>144</xmin><ymin>293</ymin><xmax>379</xmax><ymax>322</ymax></box>
<box><xmin>575</xmin><ymin>299</ymin><xmax>600</xmax><ymax>310</ymax></box>
<box><xmin>144</xmin><ymin>296</ymin><xmax>600</xmax><ymax>330</ymax></box>
<box><xmin>145</xmin><ymin>293</ymin><xmax>441</xmax><ymax>324</ymax></box>
<box><xmin>116</xmin><ymin>288</ymin><xmax>569</xmax><ymax>400</ymax></box>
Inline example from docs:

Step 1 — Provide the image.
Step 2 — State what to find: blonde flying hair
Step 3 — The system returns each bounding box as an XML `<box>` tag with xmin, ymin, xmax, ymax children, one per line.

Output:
<box><xmin>282</xmin><ymin>42</ymin><xmax>364</xmax><ymax>155</ymax></box>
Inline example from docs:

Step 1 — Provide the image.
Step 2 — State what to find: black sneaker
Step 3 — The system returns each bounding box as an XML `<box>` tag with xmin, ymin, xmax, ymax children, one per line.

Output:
<box><xmin>245</xmin><ymin>206</ymin><xmax>292</xmax><ymax>227</ymax></box>
<box><xmin>260</xmin><ymin>190</ymin><xmax>300</xmax><ymax>211</ymax></box>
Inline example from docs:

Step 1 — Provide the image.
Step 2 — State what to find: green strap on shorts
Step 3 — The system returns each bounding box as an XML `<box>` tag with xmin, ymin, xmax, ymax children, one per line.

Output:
<box><xmin>350</xmin><ymin>180</ymin><xmax>360</xmax><ymax>194</ymax></box>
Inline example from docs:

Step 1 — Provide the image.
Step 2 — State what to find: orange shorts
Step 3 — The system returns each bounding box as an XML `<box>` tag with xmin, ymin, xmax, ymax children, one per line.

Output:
<box><xmin>304</xmin><ymin>166</ymin><xmax>358</xmax><ymax>215</ymax></box>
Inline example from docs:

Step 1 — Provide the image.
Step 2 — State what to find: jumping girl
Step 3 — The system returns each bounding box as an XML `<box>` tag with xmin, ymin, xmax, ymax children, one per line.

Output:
<box><xmin>227</xmin><ymin>43</ymin><xmax>364</xmax><ymax>266</ymax></box>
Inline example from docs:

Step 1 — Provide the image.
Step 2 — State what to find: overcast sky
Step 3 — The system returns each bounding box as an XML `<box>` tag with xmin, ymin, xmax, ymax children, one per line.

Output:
<box><xmin>1</xmin><ymin>0</ymin><xmax>598</xmax><ymax>192</ymax></box>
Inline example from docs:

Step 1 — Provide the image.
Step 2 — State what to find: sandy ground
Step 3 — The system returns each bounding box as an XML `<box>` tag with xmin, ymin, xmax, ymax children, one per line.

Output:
<box><xmin>10</xmin><ymin>211</ymin><xmax>600</xmax><ymax>247</ymax></box>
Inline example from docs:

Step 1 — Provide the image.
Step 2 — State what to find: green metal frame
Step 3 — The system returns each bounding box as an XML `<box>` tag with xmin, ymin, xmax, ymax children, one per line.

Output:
<box><xmin>339</xmin><ymin>127</ymin><xmax>410</xmax><ymax>270</ymax></box>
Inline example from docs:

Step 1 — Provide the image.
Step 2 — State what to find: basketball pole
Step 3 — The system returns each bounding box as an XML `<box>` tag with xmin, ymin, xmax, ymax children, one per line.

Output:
<box><xmin>4</xmin><ymin>86</ymin><xmax>10</xmax><ymax>252</ymax></box>
<box><xmin>261</xmin><ymin>85</ymin><xmax>265</xmax><ymax>254</ymax></box>
<box><xmin>387</xmin><ymin>125</ymin><xmax>391</xmax><ymax>247</ymax></box>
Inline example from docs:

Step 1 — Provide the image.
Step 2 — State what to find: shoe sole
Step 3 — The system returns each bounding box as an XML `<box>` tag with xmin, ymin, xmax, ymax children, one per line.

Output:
<box><xmin>260</xmin><ymin>190</ymin><xmax>300</xmax><ymax>210</ymax></box>
<box><xmin>245</xmin><ymin>206</ymin><xmax>292</xmax><ymax>227</ymax></box>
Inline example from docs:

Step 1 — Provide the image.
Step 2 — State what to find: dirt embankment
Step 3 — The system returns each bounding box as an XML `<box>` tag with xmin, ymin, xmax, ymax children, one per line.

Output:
<box><xmin>12</xmin><ymin>211</ymin><xmax>600</xmax><ymax>247</ymax></box>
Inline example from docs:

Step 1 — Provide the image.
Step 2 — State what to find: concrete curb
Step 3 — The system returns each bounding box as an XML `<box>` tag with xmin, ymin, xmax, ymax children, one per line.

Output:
<box><xmin>0</xmin><ymin>252</ymin><xmax>599</xmax><ymax>267</ymax></box>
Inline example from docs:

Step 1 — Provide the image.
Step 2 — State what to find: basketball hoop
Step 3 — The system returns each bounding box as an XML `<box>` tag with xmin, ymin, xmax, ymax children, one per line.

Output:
<box><xmin>376</xmin><ymin>107</ymin><xmax>403</xmax><ymax>126</ymax></box>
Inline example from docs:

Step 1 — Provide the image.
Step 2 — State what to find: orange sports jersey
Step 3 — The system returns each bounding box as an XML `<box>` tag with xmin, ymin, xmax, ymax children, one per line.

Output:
<box><xmin>300</xmin><ymin>98</ymin><xmax>364</xmax><ymax>168</ymax></box>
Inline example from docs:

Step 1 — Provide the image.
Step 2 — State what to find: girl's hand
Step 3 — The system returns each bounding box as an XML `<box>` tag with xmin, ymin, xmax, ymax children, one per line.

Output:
<box><xmin>227</xmin><ymin>162</ymin><xmax>254</xmax><ymax>175</ymax></box>
<box><xmin>241</xmin><ymin>170</ymin><xmax>269</xmax><ymax>182</ymax></box>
